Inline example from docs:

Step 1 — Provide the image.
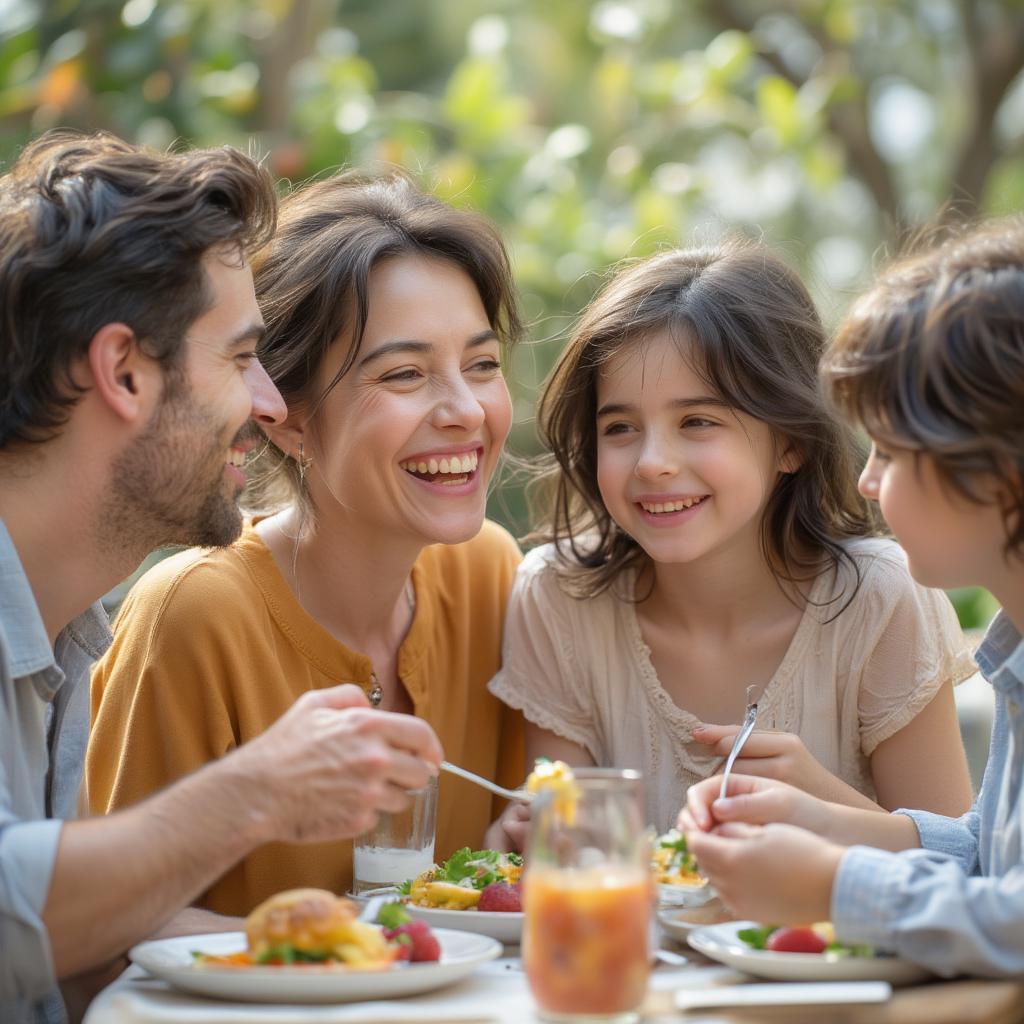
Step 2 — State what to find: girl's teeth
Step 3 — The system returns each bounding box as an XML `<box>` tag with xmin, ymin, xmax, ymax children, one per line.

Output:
<box><xmin>641</xmin><ymin>497</ymin><xmax>703</xmax><ymax>513</ymax></box>
<box><xmin>418</xmin><ymin>461</ymin><xmax>428</xmax><ymax>473</ymax></box>
<box><xmin>428</xmin><ymin>459</ymin><xmax>439</xmax><ymax>474</ymax></box>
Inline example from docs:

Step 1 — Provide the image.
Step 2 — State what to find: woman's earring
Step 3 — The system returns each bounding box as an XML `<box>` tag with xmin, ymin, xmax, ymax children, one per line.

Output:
<box><xmin>298</xmin><ymin>441</ymin><xmax>312</xmax><ymax>486</ymax></box>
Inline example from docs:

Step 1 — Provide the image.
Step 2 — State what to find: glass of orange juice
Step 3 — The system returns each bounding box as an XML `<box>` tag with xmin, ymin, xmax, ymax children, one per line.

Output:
<box><xmin>523</xmin><ymin>768</ymin><xmax>653</xmax><ymax>1024</ymax></box>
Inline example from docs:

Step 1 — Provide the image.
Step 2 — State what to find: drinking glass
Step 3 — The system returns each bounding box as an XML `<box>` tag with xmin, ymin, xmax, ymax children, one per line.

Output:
<box><xmin>523</xmin><ymin>768</ymin><xmax>653</xmax><ymax>1024</ymax></box>
<box><xmin>352</xmin><ymin>774</ymin><xmax>438</xmax><ymax>895</ymax></box>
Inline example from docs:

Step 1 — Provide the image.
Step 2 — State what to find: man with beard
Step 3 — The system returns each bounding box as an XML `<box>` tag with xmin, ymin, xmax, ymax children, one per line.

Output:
<box><xmin>0</xmin><ymin>132</ymin><xmax>443</xmax><ymax>1024</ymax></box>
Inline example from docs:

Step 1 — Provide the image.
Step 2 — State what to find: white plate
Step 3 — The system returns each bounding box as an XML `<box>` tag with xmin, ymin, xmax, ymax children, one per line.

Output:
<box><xmin>687</xmin><ymin>921</ymin><xmax>931</xmax><ymax>985</ymax></box>
<box><xmin>405</xmin><ymin>904</ymin><xmax>523</xmax><ymax>944</ymax></box>
<box><xmin>657</xmin><ymin>898</ymin><xmax>735</xmax><ymax>941</ymax></box>
<box><xmin>129</xmin><ymin>928</ymin><xmax>502</xmax><ymax>1004</ymax></box>
<box><xmin>658</xmin><ymin>880</ymin><xmax>714</xmax><ymax>907</ymax></box>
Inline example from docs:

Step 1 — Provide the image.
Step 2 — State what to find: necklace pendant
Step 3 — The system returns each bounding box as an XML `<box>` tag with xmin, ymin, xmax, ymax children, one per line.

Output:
<box><xmin>369</xmin><ymin>673</ymin><xmax>383</xmax><ymax>707</ymax></box>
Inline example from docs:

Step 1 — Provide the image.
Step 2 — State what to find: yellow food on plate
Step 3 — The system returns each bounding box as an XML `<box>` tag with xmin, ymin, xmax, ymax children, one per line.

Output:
<box><xmin>409</xmin><ymin>877</ymin><xmax>483</xmax><ymax>910</ymax></box>
<box><xmin>197</xmin><ymin>888</ymin><xmax>398</xmax><ymax>968</ymax></box>
<box><xmin>403</xmin><ymin>849</ymin><xmax>523</xmax><ymax>909</ymax></box>
<box><xmin>527</xmin><ymin>759</ymin><xmax>580</xmax><ymax>822</ymax></box>
<box><xmin>652</xmin><ymin>830</ymin><xmax>704</xmax><ymax>886</ymax></box>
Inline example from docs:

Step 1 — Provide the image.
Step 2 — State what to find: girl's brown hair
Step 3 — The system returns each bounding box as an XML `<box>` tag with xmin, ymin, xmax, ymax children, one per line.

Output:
<box><xmin>823</xmin><ymin>218</ymin><xmax>1024</xmax><ymax>554</ymax></box>
<box><xmin>534</xmin><ymin>239</ymin><xmax>876</xmax><ymax>604</ymax></box>
<box><xmin>247</xmin><ymin>169</ymin><xmax>522</xmax><ymax>514</ymax></box>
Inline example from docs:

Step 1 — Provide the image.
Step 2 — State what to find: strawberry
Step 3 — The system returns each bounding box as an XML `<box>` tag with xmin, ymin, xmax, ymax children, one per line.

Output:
<box><xmin>384</xmin><ymin>920</ymin><xmax>442</xmax><ymax>963</ymax></box>
<box><xmin>765</xmin><ymin>926</ymin><xmax>828</xmax><ymax>954</ymax></box>
<box><xmin>477</xmin><ymin>880</ymin><xmax>522</xmax><ymax>913</ymax></box>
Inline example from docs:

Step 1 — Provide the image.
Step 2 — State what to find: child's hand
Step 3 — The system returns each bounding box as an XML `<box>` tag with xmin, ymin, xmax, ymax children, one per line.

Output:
<box><xmin>684</xmin><ymin>821</ymin><xmax>844</xmax><ymax>924</ymax></box>
<box><xmin>692</xmin><ymin>724</ymin><xmax>852</xmax><ymax>803</ymax></box>
<box><xmin>678</xmin><ymin>773</ymin><xmax>832</xmax><ymax>837</ymax></box>
<box><xmin>484</xmin><ymin>800</ymin><xmax>531</xmax><ymax>853</ymax></box>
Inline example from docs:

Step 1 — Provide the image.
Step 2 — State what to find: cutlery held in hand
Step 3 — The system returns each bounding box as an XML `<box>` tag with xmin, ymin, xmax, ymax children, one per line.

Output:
<box><xmin>719</xmin><ymin>688</ymin><xmax>760</xmax><ymax>801</ymax></box>
<box><xmin>440</xmin><ymin>761</ymin><xmax>533</xmax><ymax>803</ymax></box>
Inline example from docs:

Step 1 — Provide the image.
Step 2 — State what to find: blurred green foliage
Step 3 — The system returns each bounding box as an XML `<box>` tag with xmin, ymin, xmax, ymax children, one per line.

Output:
<box><xmin>5</xmin><ymin>0</ymin><xmax>1021</xmax><ymax>629</ymax></box>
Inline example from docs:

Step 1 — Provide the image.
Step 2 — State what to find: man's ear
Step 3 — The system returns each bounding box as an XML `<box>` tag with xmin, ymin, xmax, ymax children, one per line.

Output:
<box><xmin>86</xmin><ymin>323</ymin><xmax>160</xmax><ymax>423</ymax></box>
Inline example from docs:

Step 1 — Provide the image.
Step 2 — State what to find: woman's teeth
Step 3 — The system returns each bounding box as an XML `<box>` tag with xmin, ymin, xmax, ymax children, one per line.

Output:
<box><xmin>227</xmin><ymin>449</ymin><xmax>246</xmax><ymax>468</ymax></box>
<box><xmin>400</xmin><ymin>451</ymin><xmax>479</xmax><ymax>481</ymax></box>
<box><xmin>639</xmin><ymin>496</ymin><xmax>704</xmax><ymax>514</ymax></box>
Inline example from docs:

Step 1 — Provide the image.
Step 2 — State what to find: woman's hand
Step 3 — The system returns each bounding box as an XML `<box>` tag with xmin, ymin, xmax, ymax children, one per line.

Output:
<box><xmin>678</xmin><ymin>772</ymin><xmax>834</xmax><ymax>837</ymax></box>
<box><xmin>684</xmin><ymin>822</ymin><xmax>844</xmax><ymax>925</ymax></box>
<box><xmin>692</xmin><ymin>724</ymin><xmax>877</xmax><ymax>808</ymax></box>
<box><xmin>484</xmin><ymin>800</ymin><xmax>531</xmax><ymax>853</ymax></box>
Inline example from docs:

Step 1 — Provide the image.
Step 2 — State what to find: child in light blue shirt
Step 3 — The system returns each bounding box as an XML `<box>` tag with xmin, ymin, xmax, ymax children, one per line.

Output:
<box><xmin>680</xmin><ymin>218</ymin><xmax>1024</xmax><ymax>977</ymax></box>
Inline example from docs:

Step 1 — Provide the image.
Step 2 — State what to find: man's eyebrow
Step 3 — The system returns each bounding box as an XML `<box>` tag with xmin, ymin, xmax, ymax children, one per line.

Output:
<box><xmin>358</xmin><ymin>329</ymin><xmax>499</xmax><ymax>369</ymax></box>
<box><xmin>596</xmin><ymin>395</ymin><xmax>728</xmax><ymax>417</ymax></box>
<box><xmin>226</xmin><ymin>322</ymin><xmax>266</xmax><ymax>350</ymax></box>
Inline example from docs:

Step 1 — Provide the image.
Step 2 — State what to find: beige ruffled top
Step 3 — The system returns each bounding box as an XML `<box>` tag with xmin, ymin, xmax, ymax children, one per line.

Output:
<box><xmin>489</xmin><ymin>537</ymin><xmax>975</xmax><ymax>831</ymax></box>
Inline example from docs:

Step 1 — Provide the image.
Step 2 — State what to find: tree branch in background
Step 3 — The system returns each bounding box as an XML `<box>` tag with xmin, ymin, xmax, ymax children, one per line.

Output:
<box><xmin>705</xmin><ymin>0</ymin><xmax>902</xmax><ymax>236</ymax></box>
<box><xmin>952</xmin><ymin>0</ymin><xmax>1024</xmax><ymax>215</ymax></box>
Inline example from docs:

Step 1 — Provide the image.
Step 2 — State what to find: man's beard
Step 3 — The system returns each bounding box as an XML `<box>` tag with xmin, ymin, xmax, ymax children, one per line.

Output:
<box><xmin>101</xmin><ymin>372</ymin><xmax>251</xmax><ymax>555</ymax></box>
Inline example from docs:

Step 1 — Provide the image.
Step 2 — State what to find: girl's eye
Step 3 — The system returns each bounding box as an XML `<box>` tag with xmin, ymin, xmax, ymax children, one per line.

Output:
<box><xmin>682</xmin><ymin>416</ymin><xmax>716</xmax><ymax>429</ymax></box>
<box><xmin>871</xmin><ymin>444</ymin><xmax>892</xmax><ymax>463</ymax></box>
<box><xmin>601</xmin><ymin>422</ymin><xmax>633</xmax><ymax>436</ymax></box>
<box><xmin>235</xmin><ymin>351</ymin><xmax>258</xmax><ymax>368</ymax></box>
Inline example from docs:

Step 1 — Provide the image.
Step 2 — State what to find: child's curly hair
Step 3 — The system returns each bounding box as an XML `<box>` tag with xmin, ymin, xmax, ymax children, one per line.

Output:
<box><xmin>823</xmin><ymin>218</ymin><xmax>1024</xmax><ymax>555</ymax></box>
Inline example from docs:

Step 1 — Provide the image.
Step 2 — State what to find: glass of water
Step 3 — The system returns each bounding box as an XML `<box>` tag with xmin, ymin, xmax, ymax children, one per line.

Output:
<box><xmin>353</xmin><ymin>774</ymin><xmax>438</xmax><ymax>894</ymax></box>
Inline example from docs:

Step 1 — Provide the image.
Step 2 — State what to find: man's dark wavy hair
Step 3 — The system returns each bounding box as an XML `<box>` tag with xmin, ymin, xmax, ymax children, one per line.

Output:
<box><xmin>0</xmin><ymin>129</ymin><xmax>277</xmax><ymax>449</ymax></box>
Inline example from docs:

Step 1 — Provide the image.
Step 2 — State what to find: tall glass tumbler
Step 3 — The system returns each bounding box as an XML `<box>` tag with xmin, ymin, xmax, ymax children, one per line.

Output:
<box><xmin>523</xmin><ymin>769</ymin><xmax>653</xmax><ymax>1024</ymax></box>
<box><xmin>352</xmin><ymin>774</ymin><xmax>438</xmax><ymax>895</ymax></box>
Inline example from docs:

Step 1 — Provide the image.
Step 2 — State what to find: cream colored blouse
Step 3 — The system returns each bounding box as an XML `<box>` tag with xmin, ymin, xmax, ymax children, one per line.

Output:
<box><xmin>488</xmin><ymin>537</ymin><xmax>975</xmax><ymax>831</ymax></box>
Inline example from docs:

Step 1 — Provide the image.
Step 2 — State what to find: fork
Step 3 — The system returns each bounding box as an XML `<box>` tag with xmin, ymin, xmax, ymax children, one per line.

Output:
<box><xmin>718</xmin><ymin>690</ymin><xmax>760</xmax><ymax>801</ymax></box>
<box><xmin>440</xmin><ymin>760</ymin><xmax>533</xmax><ymax>802</ymax></box>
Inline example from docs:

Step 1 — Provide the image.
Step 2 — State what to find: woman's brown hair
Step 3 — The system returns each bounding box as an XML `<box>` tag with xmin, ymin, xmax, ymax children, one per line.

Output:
<box><xmin>533</xmin><ymin>239</ymin><xmax>876</xmax><ymax>604</ymax></box>
<box><xmin>823</xmin><ymin>217</ymin><xmax>1024</xmax><ymax>555</ymax></box>
<box><xmin>247</xmin><ymin>169</ymin><xmax>522</xmax><ymax>514</ymax></box>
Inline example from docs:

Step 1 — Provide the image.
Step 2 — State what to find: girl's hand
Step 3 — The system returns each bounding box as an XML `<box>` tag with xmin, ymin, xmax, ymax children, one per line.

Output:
<box><xmin>484</xmin><ymin>800</ymin><xmax>531</xmax><ymax>853</ymax></box>
<box><xmin>692</xmin><ymin>724</ymin><xmax>860</xmax><ymax>804</ymax></box>
<box><xmin>684</xmin><ymin>822</ymin><xmax>844</xmax><ymax>924</ymax></box>
<box><xmin>678</xmin><ymin>772</ymin><xmax>834</xmax><ymax>837</ymax></box>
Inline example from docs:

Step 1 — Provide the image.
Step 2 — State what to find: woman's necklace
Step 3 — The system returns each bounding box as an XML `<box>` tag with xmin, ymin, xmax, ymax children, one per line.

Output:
<box><xmin>368</xmin><ymin>577</ymin><xmax>416</xmax><ymax>707</ymax></box>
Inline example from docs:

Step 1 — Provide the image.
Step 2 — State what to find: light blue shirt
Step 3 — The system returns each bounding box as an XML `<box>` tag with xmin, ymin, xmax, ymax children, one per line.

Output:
<box><xmin>0</xmin><ymin>520</ymin><xmax>111</xmax><ymax>1023</ymax></box>
<box><xmin>832</xmin><ymin>610</ymin><xmax>1024</xmax><ymax>976</ymax></box>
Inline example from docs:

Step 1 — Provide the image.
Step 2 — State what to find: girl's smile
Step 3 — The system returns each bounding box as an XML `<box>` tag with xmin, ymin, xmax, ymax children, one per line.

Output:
<box><xmin>635</xmin><ymin>493</ymin><xmax>710</xmax><ymax>525</ymax></box>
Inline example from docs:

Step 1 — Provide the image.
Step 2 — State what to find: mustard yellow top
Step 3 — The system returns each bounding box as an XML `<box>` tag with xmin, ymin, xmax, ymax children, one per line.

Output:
<box><xmin>87</xmin><ymin>519</ymin><xmax>524</xmax><ymax>916</ymax></box>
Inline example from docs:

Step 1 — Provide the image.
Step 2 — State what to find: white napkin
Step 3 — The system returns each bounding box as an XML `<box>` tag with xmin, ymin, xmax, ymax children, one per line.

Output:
<box><xmin>675</xmin><ymin>980</ymin><xmax>893</xmax><ymax>1009</ymax></box>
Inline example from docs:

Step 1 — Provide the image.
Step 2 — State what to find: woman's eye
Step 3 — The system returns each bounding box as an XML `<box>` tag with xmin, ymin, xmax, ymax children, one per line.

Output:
<box><xmin>872</xmin><ymin>445</ymin><xmax>892</xmax><ymax>463</ymax></box>
<box><xmin>235</xmin><ymin>351</ymin><xmax>258</xmax><ymax>368</ymax></box>
<box><xmin>682</xmin><ymin>416</ymin><xmax>715</xmax><ymax>429</ymax></box>
<box><xmin>468</xmin><ymin>358</ymin><xmax>502</xmax><ymax>374</ymax></box>
<box><xmin>381</xmin><ymin>368</ymin><xmax>423</xmax><ymax>383</ymax></box>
